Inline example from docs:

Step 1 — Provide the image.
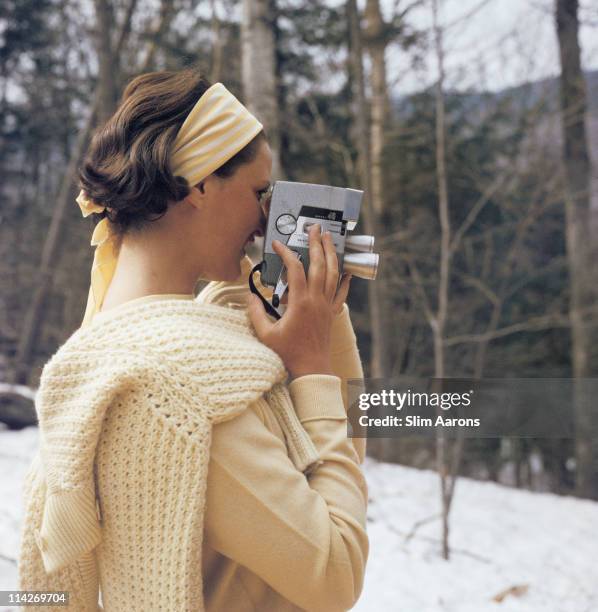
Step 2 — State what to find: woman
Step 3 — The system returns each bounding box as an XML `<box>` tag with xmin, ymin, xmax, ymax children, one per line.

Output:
<box><xmin>17</xmin><ymin>68</ymin><xmax>369</xmax><ymax>611</ymax></box>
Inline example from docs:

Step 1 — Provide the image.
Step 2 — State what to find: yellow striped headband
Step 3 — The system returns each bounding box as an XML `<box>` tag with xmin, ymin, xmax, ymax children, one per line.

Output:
<box><xmin>76</xmin><ymin>82</ymin><xmax>263</xmax><ymax>327</ymax></box>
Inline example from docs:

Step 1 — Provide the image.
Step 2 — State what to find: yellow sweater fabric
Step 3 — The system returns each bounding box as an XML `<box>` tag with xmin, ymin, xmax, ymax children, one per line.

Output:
<box><xmin>17</xmin><ymin>256</ymin><xmax>369</xmax><ymax>611</ymax></box>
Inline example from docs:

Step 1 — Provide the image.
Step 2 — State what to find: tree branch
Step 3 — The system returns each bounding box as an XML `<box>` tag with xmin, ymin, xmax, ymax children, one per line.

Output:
<box><xmin>445</xmin><ymin>305</ymin><xmax>598</xmax><ymax>347</ymax></box>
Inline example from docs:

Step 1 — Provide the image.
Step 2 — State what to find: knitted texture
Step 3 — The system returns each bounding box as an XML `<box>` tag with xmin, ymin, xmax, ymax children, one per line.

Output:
<box><xmin>17</xmin><ymin>295</ymin><xmax>322</xmax><ymax>611</ymax></box>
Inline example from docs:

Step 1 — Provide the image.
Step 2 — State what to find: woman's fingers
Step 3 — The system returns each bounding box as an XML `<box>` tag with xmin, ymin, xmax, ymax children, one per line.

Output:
<box><xmin>247</xmin><ymin>293</ymin><xmax>274</xmax><ymax>338</ymax></box>
<box><xmin>271</xmin><ymin>226</ymin><xmax>342</xmax><ymax>308</ymax></box>
<box><xmin>307</xmin><ymin>224</ymin><xmax>326</xmax><ymax>296</ymax></box>
<box><xmin>332</xmin><ymin>273</ymin><xmax>352</xmax><ymax>314</ymax></box>
<box><xmin>322</xmin><ymin>231</ymin><xmax>340</xmax><ymax>300</ymax></box>
<box><xmin>272</xmin><ymin>239</ymin><xmax>306</xmax><ymax>304</ymax></box>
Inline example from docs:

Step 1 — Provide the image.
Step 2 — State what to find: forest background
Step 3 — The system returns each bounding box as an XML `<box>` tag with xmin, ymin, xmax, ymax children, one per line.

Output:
<box><xmin>1</xmin><ymin>0</ymin><xmax>597</xmax><ymax>524</ymax></box>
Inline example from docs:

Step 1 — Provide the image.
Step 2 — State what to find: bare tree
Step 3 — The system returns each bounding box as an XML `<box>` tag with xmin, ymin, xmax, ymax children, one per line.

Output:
<box><xmin>93</xmin><ymin>0</ymin><xmax>121</xmax><ymax>123</ymax></box>
<box><xmin>241</xmin><ymin>0</ymin><xmax>284</xmax><ymax>179</ymax></box>
<box><xmin>347</xmin><ymin>0</ymin><xmax>388</xmax><ymax>386</ymax></box>
<box><xmin>209</xmin><ymin>0</ymin><xmax>224</xmax><ymax>83</ymax></box>
<box><xmin>140</xmin><ymin>0</ymin><xmax>176</xmax><ymax>73</ymax></box>
<box><xmin>363</xmin><ymin>0</ymin><xmax>391</xmax><ymax>219</ymax></box>
<box><xmin>431</xmin><ymin>0</ymin><xmax>453</xmax><ymax>560</ymax></box>
<box><xmin>555</xmin><ymin>0</ymin><xmax>598</xmax><ymax>499</ymax></box>
<box><xmin>6</xmin><ymin>0</ymin><xmax>137</xmax><ymax>389</ymax></box>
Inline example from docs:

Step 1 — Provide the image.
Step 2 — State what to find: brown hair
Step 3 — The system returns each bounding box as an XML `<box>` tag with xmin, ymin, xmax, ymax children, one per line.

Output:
<box><xmin>77</xmin><ymin>68</ymin><xmax>266</xmax><ymax>236</ymax></box>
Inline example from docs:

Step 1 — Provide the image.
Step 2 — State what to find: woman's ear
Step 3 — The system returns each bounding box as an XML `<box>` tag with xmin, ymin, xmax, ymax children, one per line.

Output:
<box><xmin>184</xmin><ymin>186</ymin><xmax>204</xmax><ymax>209</ymax></box>
<box><xmin>193</xmin><ymin>175</ymin><xmax>219</xmax><ymax>197</ymax></box>
<box><xmin>185</xmin><ymin>175</ymin><xmax>219</xmax><ymax>209</ymax></box>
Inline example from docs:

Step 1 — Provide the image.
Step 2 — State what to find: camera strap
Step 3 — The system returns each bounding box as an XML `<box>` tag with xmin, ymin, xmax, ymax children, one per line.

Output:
<box><xmin>249</xmin><ymin>262</ymin><xmax>282</xmax><ymax>320</ymax></box>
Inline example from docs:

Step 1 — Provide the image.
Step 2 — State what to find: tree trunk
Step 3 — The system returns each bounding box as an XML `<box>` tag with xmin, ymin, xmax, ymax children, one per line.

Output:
<box><xmin>141</xmin><ymin>0</ymin><xmax>175</xmax><ymax>73</ymax></box>
<box><xmin>347</xmin><ymin>0</ymin><xmax>390</xmax><ymax>466</ymax></box>
<box><xmin>9</xmin><ymin>2</ymin><xmax>136</xmax><ymax>388</ymax></box>
<box><xmin>432</xmin><ymin>0</ymin><xmax>453</xmax><ymax>560</ymax></box>
<box><xmin>347</xmin><ymin>0</ymin><xmax>385</xmax><ymax>374</ymax></box>
<box><xmin>93</xmin><ymin>0</ymin><xmax>120</xmax><ymax>123</ymax></box>
<box><xmin>555</xmin><ymin>0</ymin><xmax>598</xmax><ymax>499</ymax></box>
<box><xmin>11</xmin><ymin>93</ymin><xmax>101</xmax><ymax>386</ymax></box>
<box><xmin>241</xmin><ymin>0</ymin><xmax>284</xmax><ymax>179</ymax></box>
<box><xmin>363</xmin><ymin>0</ymin><xmax>393</xmax><ymax>383</ymax></box>
<box><xmin>209</xmin><ymin>0</ymin><xmax>224</xmax><ymax>83</ymax></box>
<box><xmin>363</xmin><ymin>0</ymin><xmax>390</xmax><ymax>218</ymax></box>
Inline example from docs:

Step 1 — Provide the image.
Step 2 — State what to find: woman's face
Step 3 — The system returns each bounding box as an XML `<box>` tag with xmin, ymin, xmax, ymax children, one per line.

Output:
<box><xmin>191</xmin><ymin>139</ymin><xmax>273</xmax><ymax>281</ymax></box>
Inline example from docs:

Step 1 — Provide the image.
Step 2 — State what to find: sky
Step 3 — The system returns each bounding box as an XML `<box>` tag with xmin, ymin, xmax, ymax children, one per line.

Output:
<box><xmin>372</xmin><ymin>0</ymin><xmax>598</xmax><ymax>95</ymax></box>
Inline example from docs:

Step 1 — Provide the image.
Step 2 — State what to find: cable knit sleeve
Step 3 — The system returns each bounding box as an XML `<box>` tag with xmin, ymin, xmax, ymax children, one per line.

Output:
<box><xmin>204</xmin><ymin>375</ymin><xmax>368</xmax><ymax>612</ymax></box>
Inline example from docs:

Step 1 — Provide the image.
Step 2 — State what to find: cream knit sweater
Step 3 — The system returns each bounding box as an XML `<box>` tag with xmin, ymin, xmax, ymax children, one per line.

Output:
<box><xmin>17</xmin><ymin>257</ymin><xmax>368</xmax><ymax>611</ymax></box>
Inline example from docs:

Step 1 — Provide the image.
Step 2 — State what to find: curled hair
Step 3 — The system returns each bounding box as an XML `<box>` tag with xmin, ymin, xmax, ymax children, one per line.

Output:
<box><xmin>77</xmin><ymin>68</ymin><xmax>267</xmax><ymax>236</ymax></box>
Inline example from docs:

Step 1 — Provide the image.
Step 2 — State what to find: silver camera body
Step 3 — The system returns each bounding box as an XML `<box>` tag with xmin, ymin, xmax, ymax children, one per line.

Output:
<box><xmin>252</xmin><ymin>181</ymin><xmax>378</xmax><ymax>318</ymax></box>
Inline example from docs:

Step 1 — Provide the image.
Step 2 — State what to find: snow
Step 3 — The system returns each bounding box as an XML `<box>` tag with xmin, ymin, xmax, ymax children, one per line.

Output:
<box><xmin>356</xmin><ymin>457</ymin><xmax>598</xmax><ymax>611</ymax></box>
<box><xmin>1</xmin><ymin>426</ymin><xmax>597</xmax><ymax>611</ymax></box>
<box><xmin>0</xmin><ymin>425</ymin><xmax>40</xmax><ymax>609</ymax></box>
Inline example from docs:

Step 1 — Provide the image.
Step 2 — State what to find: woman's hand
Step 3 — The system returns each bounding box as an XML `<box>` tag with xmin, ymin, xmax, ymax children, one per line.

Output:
<box><xmin>248</xmin><ymin>224</ymin><xmax>352</xmax><ymax>380</ymax></box>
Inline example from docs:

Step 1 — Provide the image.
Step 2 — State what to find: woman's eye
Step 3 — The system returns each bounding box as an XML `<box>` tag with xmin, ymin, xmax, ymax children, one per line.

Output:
<box><xmin>257</xmin><ymin>186</ymin><xmax>272</xmax><ymax>203</ymax></box>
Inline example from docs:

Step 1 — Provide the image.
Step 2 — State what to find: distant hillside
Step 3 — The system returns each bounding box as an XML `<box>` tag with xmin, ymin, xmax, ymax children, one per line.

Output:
<box><xmin>393</xmin><ymin>69</ymin><xmax>598</xmax><ymax>119</ymax></box>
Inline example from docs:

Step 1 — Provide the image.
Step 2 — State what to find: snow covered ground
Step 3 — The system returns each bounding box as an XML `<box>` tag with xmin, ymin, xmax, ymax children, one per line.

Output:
<box><xmin>1</xmin><ymin>425</ymin><xmax>597</xmax><ymax>611</ymax></box>
<box><xmin>355</xmin><ymin>457</ymin><xmax>597</xmax><ymax>612</ymax></box>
